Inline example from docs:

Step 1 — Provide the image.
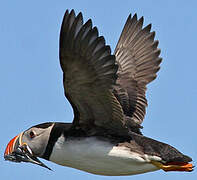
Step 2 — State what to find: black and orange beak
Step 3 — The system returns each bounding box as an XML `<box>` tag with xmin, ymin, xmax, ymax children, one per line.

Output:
<box><xmin>4</xmin><ymin>133</ymin><xmax>51</xmax><ymax>170</ymax></box>
<box><xmin>4</xmin><ymin>133</ymin><xmax>22</xmax><ymax>161</ymax></box>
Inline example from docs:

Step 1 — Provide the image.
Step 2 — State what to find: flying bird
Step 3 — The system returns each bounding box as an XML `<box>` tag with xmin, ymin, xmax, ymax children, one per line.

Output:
<box><xmin>4</xmin><ymin>9</ymin><xmax>193</xmax><ymax>176</ymax></box>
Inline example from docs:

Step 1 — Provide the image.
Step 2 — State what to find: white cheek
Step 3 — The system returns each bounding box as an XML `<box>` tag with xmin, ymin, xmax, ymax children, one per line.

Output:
<box><xmin>28</xmin><ymin>125</ymin><xmax>54</xmax><ymax>157</ymax></box>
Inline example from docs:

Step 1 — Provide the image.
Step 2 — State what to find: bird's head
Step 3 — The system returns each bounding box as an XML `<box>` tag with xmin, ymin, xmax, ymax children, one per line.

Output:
<box><xmin>4</xmin><ymin>122</ymin><xmax>54</xmax><ymax>170</ymax></box>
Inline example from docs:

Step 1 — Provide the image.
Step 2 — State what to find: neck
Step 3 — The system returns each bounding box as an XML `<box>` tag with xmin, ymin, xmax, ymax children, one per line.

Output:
<box><xmin>42</xmin><ymin>122</ymin><xmax>72</xmax><ymax>160</ymax></box>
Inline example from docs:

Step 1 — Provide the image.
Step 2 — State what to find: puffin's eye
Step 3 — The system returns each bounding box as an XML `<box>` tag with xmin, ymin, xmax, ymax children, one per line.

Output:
<box><xmin>29</xmin><ymin>131</ymin><xmax>35</xmax><ymax>138</ymax></box>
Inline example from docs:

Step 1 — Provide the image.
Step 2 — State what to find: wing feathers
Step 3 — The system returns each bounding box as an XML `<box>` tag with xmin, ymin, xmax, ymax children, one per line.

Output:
<box><xmin>60</xmin><ymin>10</ymin><xmax>162</xmax><ymax>134</ymax></box>
<box><xmin>60</xmin><ymin>10</ymin><xmax>127</xmax><ymax>135</ymax></box>
<box><xmin>114</xmin><ymin>14</ymin><xmax>162</xmax><ymax>126</ymax></box>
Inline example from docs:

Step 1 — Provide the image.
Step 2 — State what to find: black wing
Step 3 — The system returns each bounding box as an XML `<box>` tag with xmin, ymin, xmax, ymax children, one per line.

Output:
<box><xmin>60</xmin><ymin>10</ymin><xmax>128</xmax><ymax>135</ymax></box>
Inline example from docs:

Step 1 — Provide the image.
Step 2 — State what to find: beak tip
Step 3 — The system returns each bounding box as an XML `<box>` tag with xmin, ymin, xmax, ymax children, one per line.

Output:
<box><xmin>4</xmin><ymin>135</ymin><xmax>19</xmax><ymax>156</ymax></box>
<box><xmin>4</xmin><ymin>134</ymin><xmax>23</xmax><ymax>163</ymax></box>
<box><xmin>5</xmin><ymin>133</ymin><xmax>52</xmax><ymax>171</ymax></box>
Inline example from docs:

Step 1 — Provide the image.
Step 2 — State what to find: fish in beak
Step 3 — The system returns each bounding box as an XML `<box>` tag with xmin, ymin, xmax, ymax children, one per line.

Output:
<box><xmin>4</xmin><ymin>133</ymin><xmax>51</xmax><ymax>170</ymax></box>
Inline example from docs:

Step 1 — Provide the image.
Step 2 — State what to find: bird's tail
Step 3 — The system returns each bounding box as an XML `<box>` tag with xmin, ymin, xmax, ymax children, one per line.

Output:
<box><xmin>130</xmin><ymin>132</ymin><xmax>194</xmax><ymax>172</ymax></box>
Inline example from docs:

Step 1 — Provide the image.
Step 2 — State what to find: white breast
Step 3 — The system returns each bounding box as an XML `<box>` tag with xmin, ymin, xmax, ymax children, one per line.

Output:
<box><xmin>49</xmin><ymin>136</ymin><xmax>160</xmax><ymax>176</ymax></box>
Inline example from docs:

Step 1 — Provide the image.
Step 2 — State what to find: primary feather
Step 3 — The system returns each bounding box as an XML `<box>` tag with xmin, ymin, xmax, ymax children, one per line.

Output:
<box><xmin>60</xmin><ymin>10</ymin><xmax>161</xmax><ymax>136</ymax></box>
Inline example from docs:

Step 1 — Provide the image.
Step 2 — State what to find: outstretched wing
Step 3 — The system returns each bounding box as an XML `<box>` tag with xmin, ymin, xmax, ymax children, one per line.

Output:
<box><xmin>114</xmin><ymin>14</ymin><xmax>162</xmax><ymax>126</ymax></box>
<box><xmin>60</xmin><ymin>10</ymin><xmax>127</xmax><ymax>135</ymax></box>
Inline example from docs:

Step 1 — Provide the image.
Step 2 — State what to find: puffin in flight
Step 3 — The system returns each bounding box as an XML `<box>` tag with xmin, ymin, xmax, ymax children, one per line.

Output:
<box><xmin>4</xmin><ymin>9</ymin><xmax>193</xmax><ymax>176</ymax></box>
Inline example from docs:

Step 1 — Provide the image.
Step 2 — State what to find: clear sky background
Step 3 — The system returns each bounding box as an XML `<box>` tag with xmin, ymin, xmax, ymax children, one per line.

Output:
<box><xmin>0</xmin><ymin>0</ymin><xmax>196</xmax><ymax>179</ymax></box>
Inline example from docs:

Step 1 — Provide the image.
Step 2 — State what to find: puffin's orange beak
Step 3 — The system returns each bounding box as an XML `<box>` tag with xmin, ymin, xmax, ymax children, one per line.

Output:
<box><xmin>4</xmin><ymin>133</ymin><xmax>51</xmax><ymax>170</ymax></box>
<box><xmin>4</xmin><ymin>134</ymin><xmax>21</xmax><ymax>156</ymax></box>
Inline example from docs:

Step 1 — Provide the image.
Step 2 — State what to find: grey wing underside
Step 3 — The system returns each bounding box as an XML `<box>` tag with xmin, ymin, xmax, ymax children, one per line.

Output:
<box><xmin>114</xmin><ymin>14</ymin><xmax>162</xmax><ymax>127</ymax></box>
<box><xmin>59</xmin><ymin>10</ymin><xmax>161</xmax><ymax>135</ymax></box>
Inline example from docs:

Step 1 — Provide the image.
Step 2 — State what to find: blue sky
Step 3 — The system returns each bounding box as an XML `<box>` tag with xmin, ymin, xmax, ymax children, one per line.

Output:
<box><xmin>0</xmin><ymin>0</ymin><xmax>196</xmax><ymax>179</ymax></box>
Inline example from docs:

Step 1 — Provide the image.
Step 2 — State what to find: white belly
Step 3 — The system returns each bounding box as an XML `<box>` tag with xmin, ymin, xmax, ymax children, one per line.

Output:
<box><xmin>49</xmin><ymin>136</ymin><xmax>160</xmax><ymax>176</ymax></box>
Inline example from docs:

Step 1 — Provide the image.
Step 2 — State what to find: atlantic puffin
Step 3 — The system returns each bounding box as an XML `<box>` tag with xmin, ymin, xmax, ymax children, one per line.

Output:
<box><xmin>4</xmin><ymin>9</ymin><xmax>193</xmax><ymax>176</ymax></box>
